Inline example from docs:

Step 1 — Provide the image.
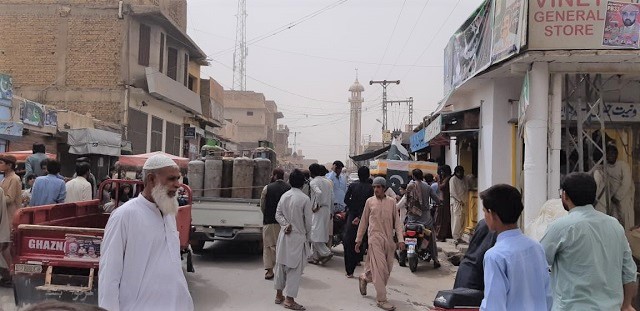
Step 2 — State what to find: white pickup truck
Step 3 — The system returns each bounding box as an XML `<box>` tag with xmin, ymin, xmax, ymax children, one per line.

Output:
<box><xmin>189</xmin><ymin>197</ymin><xmax>263</xmax><ymax>252</ymax></box>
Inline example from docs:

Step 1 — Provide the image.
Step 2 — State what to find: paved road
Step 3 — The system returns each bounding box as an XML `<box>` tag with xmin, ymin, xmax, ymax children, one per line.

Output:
<box><xmin>0</xmin><ymin>241</ymin><xmax>456</xmax><ymax>310</ymax></box>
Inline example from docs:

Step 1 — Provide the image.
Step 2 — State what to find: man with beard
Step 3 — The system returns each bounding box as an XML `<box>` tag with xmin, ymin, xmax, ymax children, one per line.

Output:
<box><xmin>593</xmin><ymin>145</ymin><xmax>635</xmax><ymax>229</ymax></box>
<box><xmin>541</xmin><ymin>173</ymin><xmax>636</xmax><ymax>311</ymax></box>
<box><xmin>261</xmin><ymin>168</ymin><xmax>291</xmax><ymax>280</ymax></box>
<box><xmin>273</xmin><ymin>169</ymin><xmax>313</xmax><ymax>311</ymax></box>
<box><xmin>356</xmin><ymin>177</ymin><xmax>404</xmax><ymax>311</ymax></box>
<box><xmin>343</xmin><ymin>166</ymin><xmax>374</xmax><ymax>278</ymax></box>
<box><xmin>618</xmin><ymin>4</ymin><xmax>640</xmax><ymax>47</ymax></box>
<box><xmin>308</xmin><ymin>163</ymin><xmax>333</xmax><ymax>265</ymax></box>
<box><xmin>450</xmin><ymin>166</ymin><xmax>469</xmax><ymax>244</ymax></box>
<box><xmin>99</xmin><ymin>154</ymin><xmax>193</xmax><ymax>311</ymax></box>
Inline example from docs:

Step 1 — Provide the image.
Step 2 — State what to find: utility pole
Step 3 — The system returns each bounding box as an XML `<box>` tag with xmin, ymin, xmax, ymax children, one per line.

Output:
<box><xmin>369</xmin><ymin>80</ymin><xmax>400</xmax><ymax>132</ymax></box>
<box><xmin>232</xmin><ymin>0</ymin><xmax>247</xmax><ymax>90</ymax></box>
<box><xmin>385</xmin><ymin>97</ymin><xmax>414</xmax><ymax>126</ymax></box>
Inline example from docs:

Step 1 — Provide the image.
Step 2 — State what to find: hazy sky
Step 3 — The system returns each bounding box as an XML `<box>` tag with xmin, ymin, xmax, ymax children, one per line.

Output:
<box><xmin>187</xmin><ymin>0</ymin><xmax>484</xmax><ymax>163</ymax></box>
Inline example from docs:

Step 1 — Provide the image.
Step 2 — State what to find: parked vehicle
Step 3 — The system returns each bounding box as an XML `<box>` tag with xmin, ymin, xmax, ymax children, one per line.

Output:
<box><xmin>430</xmin><ymin>288</ymin><xmax>482</xmax><ymax>311</ymax></box>
<box><xmin>11</xmin><ymin>179</ymin><xmax>194</xmax><ymax>306</ymax></box>
<box><xmin>397</xmin><ymin>223</ymin><xmax>433</xmax><ymax>272</ymax></box>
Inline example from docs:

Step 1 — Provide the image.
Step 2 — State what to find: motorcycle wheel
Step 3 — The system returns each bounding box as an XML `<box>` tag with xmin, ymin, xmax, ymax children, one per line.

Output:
<box><xmin>409</xmin><ymin>256</ymin><xmax>418</xmax><ymax>272</ymax></box>
<box><xmin>398</xmin><ymin>250</ymin><xmax>407</xmax><ymax>267</ymax></box>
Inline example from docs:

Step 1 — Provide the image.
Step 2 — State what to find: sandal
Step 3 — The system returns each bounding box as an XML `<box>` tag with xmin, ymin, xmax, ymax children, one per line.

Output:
<box><xmin>284</xmin><ymin>302</ymin><xmax>306</xmax><ymax>310</ymax></box>
<box><xmin>358</xmin><ymin>276</ymin><xmax>367</xmax><ymax>296</ymax></box>
<box><xmin>265</xmin><ymin>271</ymin><xmax>274</xmax><ymax>280</ymax></box>
<box><xmin>275</xmin><ymin>296</ymin><xmax>285</xmax><ymax>304</ymax></box>
<box><xmin>376</xmin><ymin>301</ymin><xmax>396</xmax><ymax>311</ymax></box>
<box><xmin>346</xmin><ymin>274</ymin><xmax>354</xmax><ymax>278</ymax></box>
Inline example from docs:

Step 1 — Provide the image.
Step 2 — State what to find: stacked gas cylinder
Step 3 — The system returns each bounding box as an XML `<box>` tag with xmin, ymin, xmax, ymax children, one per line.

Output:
<box><xmin>187</xmin><ymin>146</ymin><xmax>272</xmax><ymax>199</ymax></box>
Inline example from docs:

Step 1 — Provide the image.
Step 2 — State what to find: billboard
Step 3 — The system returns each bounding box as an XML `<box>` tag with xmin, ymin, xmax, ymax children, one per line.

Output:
<box><xmin>492</xmin><ymin>0</ymin><xmax>527</xmax><ymax>62</ymax></box>
<box><xmin>0</xmin><ymin>74</ymin><xmax>12</xmax><ymax>108</ymax></box>
<box><xmin>22</xmin><ymin>100</ymin><xmax>45</xmax><ymax>127</ymax></box>
<box><xmin>529</xmin><ymin>0</ymin><xmax>639</xmax><ymax>50</ymax></box>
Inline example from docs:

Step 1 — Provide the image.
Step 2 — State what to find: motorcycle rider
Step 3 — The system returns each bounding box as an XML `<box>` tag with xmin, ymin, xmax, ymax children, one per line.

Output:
<box><xmin>406</xmin><ymin>169</ymin><xmax>442</xmax><ymax>268</ymax></box>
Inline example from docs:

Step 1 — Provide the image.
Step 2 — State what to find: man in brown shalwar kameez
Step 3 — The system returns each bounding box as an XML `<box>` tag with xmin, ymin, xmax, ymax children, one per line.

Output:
<box><xmin>355</xmin><ymin>177</ymin><xmax>404</xmax><ymax>311</ymax></box>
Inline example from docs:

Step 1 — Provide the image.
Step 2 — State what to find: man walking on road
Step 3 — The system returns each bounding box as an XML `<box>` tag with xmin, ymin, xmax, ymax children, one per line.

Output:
<box><xmin>99</xmin><ymin>154</ymin><xmax>193</xmax><ymax>311</ymax></box>
<box><xmin>343</xmin><ymin>166</ymin><xmax>374</xmax><ymax>278</ymax></box>
<box><xmin>326</xmin><ymin>160</ymin><xmax>347</xmax><ymax>214</ymax></box>
<box><xmin>261</xmin><ymin>168</ymin><xmax>291</xmax><ymax>280</ymax></box>
<box><xmin>450</xmin><ymin>166</ymin><xmax>469</xmax><ymax>244</ymax></box>
<box><xmin>308</xmin><ymin>163</ymin><xmax>333</xmax><ymax>265</ymax></box>
<box><xmin>65</xmin><ymin>162</ymin><xmax>92</xmax><ymax>203</ymax></box>
<box><xmin>274</xmin><ymin>169</ymin><xmax>313</xmax><ymax>311</ymax></box>
<box><xmin>541</xmin><ymin>172</ymin><xmax>637</xmax><ymax>311</ymax></box>
<box><xmin>356</xmin><ymin>177</ymin><xmax>404</xmax><ymax>311</ymax></box>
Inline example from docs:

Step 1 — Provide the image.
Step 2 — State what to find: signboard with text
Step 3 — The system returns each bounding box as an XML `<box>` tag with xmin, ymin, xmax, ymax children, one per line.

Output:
<box><xmin>424</xmin><ymin>115</ymin><xmax>443</xmax><ymax>143</ymax></box>
<box><xmin>562</xmin><ymin>102</ymin><xmax>640</xmax><ymax>122</ymax></box>
<box><xmin>529</xmin><ymin>0</ymin><xmax>639</xmax><ymax>50</ymax></box>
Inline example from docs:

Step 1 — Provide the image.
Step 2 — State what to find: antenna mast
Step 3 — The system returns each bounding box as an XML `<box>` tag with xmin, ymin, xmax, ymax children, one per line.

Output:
<box><xmin>232</xmin><ymin>0</ymin><xmax>247</xmax><ymax>90</ymax></box>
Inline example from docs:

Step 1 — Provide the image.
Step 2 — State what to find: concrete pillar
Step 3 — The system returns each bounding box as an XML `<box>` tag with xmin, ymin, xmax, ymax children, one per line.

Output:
<box><xmin>523</xmin><ymin>62</ymin><xmax>549</xmax><ymax>227</ymax></box>
<box><xmin>548</xmin><ymin>74</ymin><xmax>562</xmax><ymax>199</ymax></box>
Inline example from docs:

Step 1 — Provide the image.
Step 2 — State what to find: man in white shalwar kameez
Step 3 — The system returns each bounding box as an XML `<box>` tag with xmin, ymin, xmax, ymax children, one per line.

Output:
<box><xmin>450</xmin><ymin>166</ymin><xmax>469</xmax><ymax>243</ymax></box>
<box><xmin>308</xmin><ymin>163</ymin><xmax>333</xmax><ymax>264</ymax></box>
<box><xmin>274</xmin><ymin>169</ymin><xmax>313</xmax><ymax>311</ymax></box>
<box><xmin>99</xmin><ymin>154</ymin><xmax>193</xmax><ymax>311</ymax></box>
<box><xmin>594</xmin><ymin>145</ymin><xmax>635</xmax><ymax>230</ymax></box>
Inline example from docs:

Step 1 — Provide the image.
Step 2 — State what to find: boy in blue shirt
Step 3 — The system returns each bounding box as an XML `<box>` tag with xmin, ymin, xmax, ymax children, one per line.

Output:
<box><xmin>480</xmin><ymin>184</ymin><xmax>551</xmax><ymax>311</ymax></box>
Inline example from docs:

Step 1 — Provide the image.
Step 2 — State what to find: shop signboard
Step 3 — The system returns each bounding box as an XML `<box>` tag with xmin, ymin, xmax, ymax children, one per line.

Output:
<box><xmin>529</xmin><ymin>0</ymin><xmax>640</xmax><ymax>50</ymax></box>
<box><xmin>183</xmin><ymin>126</ymin><xmax>196</xmax><ymax>139</ymax></box>
<box><xmin>410</xmin><ymin>128</ymin><xmax>428</xmax><ymax>152</ymax></box>
<box><xmin>492</xmin><ymin>0</ymin><xmax>527</xmax><ymax>62</ymax></box>
<box><xmin>518</xmin><ymin>70</ymin><xmax>530</xmax><ymax>125</ymax></box>
<box><xmin>424</xmin><ymin>115</ymin><xmax>443</xmax><ymax>143</ymax></box>
<box><xmin>21</xmin><ymin>100</ymin><xmax>44</xmax><ymax>127</ymax></box>
<box><xmin>0</xmin><ymin>74</ymin><xmax>12</xmax><ymax>108</ymax></box>
<box><xmin>603</xmin><ymin>1</ymin><xmax>640</xmax><ymax>48</ymax></box>
<box><xmin>443</xmin><ymin>39</ymin><xmax>455</xmax><ymax>96</ymax></box>
<box><xmin>0</xmin><ymin>121</ymin><xmax>23</xmax><ymax>137</ymax></box>
<box><xmin>451</xmin><ymin>1</ymin><xmax>493</xmax><ymax>89</ymax></box>
<box><xmin>562</xmin><ymin>102</ymin><xmax>640</xmax><ymax>122</ymax></box>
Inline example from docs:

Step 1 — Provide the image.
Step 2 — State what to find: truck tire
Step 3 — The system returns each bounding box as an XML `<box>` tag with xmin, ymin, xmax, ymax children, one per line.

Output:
<box><xmin>409</xmin><ymin>256</ymin><xmax>418</xmax><ymax>272</ymax></box>
<box><xmin>190</xmin><ymin>240</ymin><xmax>206</xmax><ymax>253</ymax></box>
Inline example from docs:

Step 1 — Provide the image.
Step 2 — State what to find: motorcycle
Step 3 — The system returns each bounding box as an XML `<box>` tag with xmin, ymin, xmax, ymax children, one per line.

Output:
<box><xmin>331</xmin><ymin>211</ymin><xmax>347</xmax><ymax>247</ymax></box>
<box><xmin>397</xmin><ymin>223</ymin><xmax>432</xmax><ymax>272</ymax></box>
<box><xmin>430</xmin><ymin>288</ymin><xmax>483</xmax><ymax>311</ymax></box>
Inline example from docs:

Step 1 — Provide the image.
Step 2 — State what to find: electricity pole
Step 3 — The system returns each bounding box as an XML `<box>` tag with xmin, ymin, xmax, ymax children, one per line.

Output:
<box><xmin>369</xmin><ymin>80</ymin><xmax>400</xmax><ymax>132</ymax></box>
<box><xmin>386</xmin><ymin>97</ymin><xmax>414</xmax><ymax>127</ymax></box>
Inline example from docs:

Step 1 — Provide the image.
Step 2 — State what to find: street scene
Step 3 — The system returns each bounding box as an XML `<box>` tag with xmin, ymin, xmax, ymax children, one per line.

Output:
<box><xmin>1</xmin><ymin>0</ymin><xmax>640</xmax><ymax>310</ymax></box>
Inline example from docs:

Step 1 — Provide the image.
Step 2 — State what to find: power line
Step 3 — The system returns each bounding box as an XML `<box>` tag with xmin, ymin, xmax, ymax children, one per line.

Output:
<box><xmin>372</xmin><ymin>0</ymin><xmax>407</xmax><ymax>79</ymax></box>
<box><xmin>386</xmin><ymin>0</ymin><xmax>432</xmax><ymax>77</ymax></box>
<box><xmin>400</xmin><ymin>0</ymin><xmax>462</xmax><ymax>81</ymax></box>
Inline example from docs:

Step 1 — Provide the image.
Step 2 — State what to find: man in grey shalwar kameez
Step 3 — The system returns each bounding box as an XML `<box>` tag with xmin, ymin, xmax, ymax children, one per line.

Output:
<box><xmin>308</xmin><ymin>163</ymin><xmax>334</xmax><ymax>264</ymax></box>
<box><xmin>274</xmin><ymin>169</ymin><xmax>313</xmax><ymax>310</ymax></box>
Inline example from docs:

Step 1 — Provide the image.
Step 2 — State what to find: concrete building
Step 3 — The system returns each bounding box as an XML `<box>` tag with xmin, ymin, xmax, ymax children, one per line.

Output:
<box><xmin>275</xmin><ymin>124</ymin><xmax>290</xmax><ymax>157</ymax></box>
<box><xmin>223</xmin><ymin>90</ymin><xmax>282</xmax><ymax>150</ymax></box>
<box><xmin>348</xmin><ymin>78</ymin><xmax>365</xmax><ymax>169</ymax></box>
<box><xmin>0</xmin><ymin>0</ymin><xmax>209</xmax><ymax>157</ymax></box>
<box><xmin>422</xmin><ymin>0</ymin><xmax>640</xmax><ymax>233</ymax></box>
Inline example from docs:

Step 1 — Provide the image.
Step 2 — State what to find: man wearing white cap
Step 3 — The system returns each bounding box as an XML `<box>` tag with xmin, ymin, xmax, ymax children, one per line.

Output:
<box><xmin>99</xmin><ymin>154</ymin><xmax>193</xmax><ymax>311</ymax></box>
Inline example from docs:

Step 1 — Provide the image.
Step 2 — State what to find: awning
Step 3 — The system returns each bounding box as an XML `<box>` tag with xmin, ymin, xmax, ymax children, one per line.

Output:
<box><xmin>424</xmin><ymin>107</ymin><xmax>480</xmax><ymax>145</ymax></box>
<box><xmin>1</xmin><ymin>151</ymin><xmax>56</xmax><ymax>163</ymax></box>
<box><xmin>349</xmin><ymin>145</ymin><xmax>391</xmax><ymax>162</ymax></box>
<box><xmin>66</xmin><ymin>128</ymin><xmax>122</xmax><ymax>156</ymax></box>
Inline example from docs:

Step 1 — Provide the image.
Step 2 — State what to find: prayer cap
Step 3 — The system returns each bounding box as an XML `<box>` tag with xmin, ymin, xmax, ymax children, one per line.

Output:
<box><xmin>372</xmin><ymin>176</ymin><xmax>387</xmax><ymax>188</ymax></box>
<box><xmin>143</xmin><ymin>154</ymin><xmax>178</xmax><ymax>170</ymax></box>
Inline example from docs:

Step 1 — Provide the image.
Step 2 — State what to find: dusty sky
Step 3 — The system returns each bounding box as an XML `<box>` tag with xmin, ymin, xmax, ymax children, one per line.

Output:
<box><xmin>187</xmin><ymin>0</ymin><xmax>484</xmax><ymax>163</ymax></box>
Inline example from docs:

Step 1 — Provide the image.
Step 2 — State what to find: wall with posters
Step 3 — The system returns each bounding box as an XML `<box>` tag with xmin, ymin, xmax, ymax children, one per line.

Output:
<box><xmin>529</xmin><ymin>0</ymin><xmax>640</xmax><ymax>50</ymax></box>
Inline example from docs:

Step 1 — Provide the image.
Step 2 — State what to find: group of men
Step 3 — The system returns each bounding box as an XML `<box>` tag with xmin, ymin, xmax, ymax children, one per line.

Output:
<box><xmin>453</xmin><ymin>172</ymin><xmax>637</xmax><ymax>311</ymax></box>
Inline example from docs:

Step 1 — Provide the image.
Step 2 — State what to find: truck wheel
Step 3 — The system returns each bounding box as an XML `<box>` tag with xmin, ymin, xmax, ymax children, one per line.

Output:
<box><xmin>409</xmin><ymin>256</ymin><xmax>418</xmax><ymax>272</ymax></box>
<box><xmin>190</xmin><ymin>240</ymin><xmax>206</xmax><ymax>253</ymax></box>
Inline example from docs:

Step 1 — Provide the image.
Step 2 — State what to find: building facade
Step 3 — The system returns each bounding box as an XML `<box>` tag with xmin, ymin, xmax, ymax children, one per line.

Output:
<box><xmin>223</xmin><ymin>90</ymin><xmax>282</xmax><ymax>150</ymax></box>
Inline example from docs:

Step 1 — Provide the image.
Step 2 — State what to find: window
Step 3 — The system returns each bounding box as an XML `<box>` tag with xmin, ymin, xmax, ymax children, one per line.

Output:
<box><xmin>183</xmin><ymin>53</ymin><xmax>189</xmax><ymax>87</ymax></box>
<box><xmin>167</xmin><ymin>47</ymin><xmax>178</xmax><ymax>80</ymax></box>
<box><xmin>159</xmin><ymin>33</ymin><xmax>165</xmax><ymax>73</ymax></box>
<box><xmin>165</xmin><ymin>121</ymin><xmax>182</xmax><ymax>156</ymax></box>
<box><xmin>188</xmin><ymin>74</ymin><xmax>197</xmax><ymax>92</ymax></box>
<box><xmin>151</xmin><ymin>116</ymin><xmax>163</xmax><ymax>152</ymax></box>
<box><xmin>128</xmin><ymin>109</ymin><xmax>148</xmax><ymax>154</ymax></box>
<box><xmin>138</xmin><ymin>24</ymin><xmax>150</xmax><ymax>66</ymax></box>
<box><xmin>246</xmin><ymin>111</ymin><xmax>253</xmax><ymax>116</ymax></box>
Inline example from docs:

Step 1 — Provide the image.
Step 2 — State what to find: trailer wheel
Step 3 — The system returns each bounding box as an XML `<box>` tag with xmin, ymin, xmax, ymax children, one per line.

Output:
<box><xmin>190</xmin><ymin>240</ymin><xmax>206</xmax><ymax>253</ymax></box>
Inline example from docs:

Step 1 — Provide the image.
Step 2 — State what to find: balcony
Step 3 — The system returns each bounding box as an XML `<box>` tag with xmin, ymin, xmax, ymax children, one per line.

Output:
<box><xmin>145</xmin><ymin>67</ymin><xmax>202</xmax><ymax>115</ymax></box>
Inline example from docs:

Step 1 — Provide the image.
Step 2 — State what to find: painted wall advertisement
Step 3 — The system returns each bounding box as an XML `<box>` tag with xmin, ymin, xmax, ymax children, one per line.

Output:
<box><xmin>0</xmin><ymin>74</ymin><xmax>12</xmax><ymax>108</ymax></box>
<box><xmin>529</xmin><ymin>0</ymin><xmax>640</xmax><ymax>49</ymax></box>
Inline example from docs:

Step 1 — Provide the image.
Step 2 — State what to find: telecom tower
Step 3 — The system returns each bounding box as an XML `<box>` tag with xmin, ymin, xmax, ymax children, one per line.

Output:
<box><xmin>232</xmin><ymin>0</ymin><xmax>247</xmax><ymax>91</ymax></box>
